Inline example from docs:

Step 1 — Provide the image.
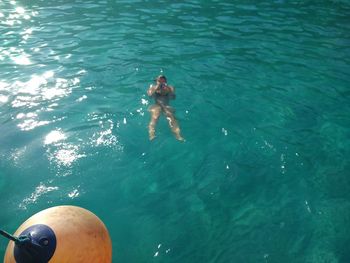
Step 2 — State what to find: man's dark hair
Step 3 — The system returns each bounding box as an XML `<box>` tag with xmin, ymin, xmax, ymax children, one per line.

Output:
<box><xmin>156</xmin><ymin>75</ymin><xmax>167</xmax><ymax>82</ymax></box>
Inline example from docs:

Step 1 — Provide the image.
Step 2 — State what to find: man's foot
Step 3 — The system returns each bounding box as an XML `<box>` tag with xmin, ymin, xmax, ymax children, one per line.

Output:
<box><xmin>175</xmin><ymin>135</ymin><xmax>185</xmax><ymax>142</ymax></box>
<box><xmin>149</xmin><ymin>128</ymin><xmax>156</xmax><ymax>141</ymax></box>
<box><xmin>149</xmin><ymin>133</ymin><xmax>156</xmax><ymax>141</ymax></box>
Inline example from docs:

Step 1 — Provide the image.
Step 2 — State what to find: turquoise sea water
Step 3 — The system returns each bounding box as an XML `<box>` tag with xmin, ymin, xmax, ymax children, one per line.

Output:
<box><xmin>1</xmin><ymin>0</ymin><xmax>350</xmax><ymax>262</ymax></box>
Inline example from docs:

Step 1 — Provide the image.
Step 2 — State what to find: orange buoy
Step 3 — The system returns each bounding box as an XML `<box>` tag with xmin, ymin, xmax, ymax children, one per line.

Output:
<box><xmin>3</xmin><ymin>206</ymin><xmax>112</xmax><ymax>263</ymax></box>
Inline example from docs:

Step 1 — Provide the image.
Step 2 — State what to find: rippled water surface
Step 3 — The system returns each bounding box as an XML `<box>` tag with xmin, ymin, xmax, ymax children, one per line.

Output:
<box><xmin>1</xmin><ymin>0</ymin><xmax>350</xmax><ymax>262</ymax></box>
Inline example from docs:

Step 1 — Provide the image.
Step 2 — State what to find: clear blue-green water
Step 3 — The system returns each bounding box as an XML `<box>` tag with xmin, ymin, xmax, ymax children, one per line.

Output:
<box><xmin>1</xmin><ymin>0</ymin><xmax>350</xmax><ymax>262</ymax></box>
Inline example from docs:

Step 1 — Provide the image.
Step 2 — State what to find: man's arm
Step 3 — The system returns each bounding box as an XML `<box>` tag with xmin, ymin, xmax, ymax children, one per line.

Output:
<box><xmin>168</xmin><ymin>86</ymin><xmax>176</xmax><ymax>99</ymax></box>
<box><xmin>147</xmin><ymin>85</ymin><xmax>157</xmax><ymax>96</ymax></box>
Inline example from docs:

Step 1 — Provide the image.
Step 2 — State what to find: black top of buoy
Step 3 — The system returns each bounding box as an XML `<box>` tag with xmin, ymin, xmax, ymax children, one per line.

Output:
<box><xmin>5</xmin><ymin>224</ymin><xmax>57</xmax><ymax>263</ymax></box>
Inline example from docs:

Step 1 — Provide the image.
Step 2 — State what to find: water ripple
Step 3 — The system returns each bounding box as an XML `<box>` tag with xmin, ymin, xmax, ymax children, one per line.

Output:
<box><xmin>1</xmin><ymin>0</ymin><xmax>350</xmax><ymax>262</ymax></box>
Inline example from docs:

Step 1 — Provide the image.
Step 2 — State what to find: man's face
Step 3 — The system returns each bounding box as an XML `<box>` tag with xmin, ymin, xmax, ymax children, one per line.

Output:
<box><xmin>157</xmin><ymin>77</ymin><xmax>166</xmax><ymax>84</ymax></box>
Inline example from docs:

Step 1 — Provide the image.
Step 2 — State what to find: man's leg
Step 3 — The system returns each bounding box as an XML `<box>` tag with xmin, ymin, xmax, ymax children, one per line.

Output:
<box><xmin>148</xmin><ymin>104</ymin><xmax>161</xmax><ymax>140</ymax></box>
<box><xmin>164</xmin><ymin>106</ymin><xmax>184</xmax><ymax>141</ymax></box>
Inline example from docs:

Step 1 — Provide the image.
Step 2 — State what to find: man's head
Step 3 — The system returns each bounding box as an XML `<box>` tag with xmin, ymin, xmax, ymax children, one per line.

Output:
<box><xmin>156</xmin><ymin>75</ymin><xmax>167</xmax><ymax>84</ymax></box>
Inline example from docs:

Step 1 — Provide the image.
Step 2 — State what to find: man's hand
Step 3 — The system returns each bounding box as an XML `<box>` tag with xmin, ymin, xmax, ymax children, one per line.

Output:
<box><xmin>155</xmin><ymin>84</ymin><xmax>162</xmax><ymax>94</ymax></box>
<box><xmin>147</xmin><ymin>84</ymin><xmax>173</xmax><ymax>96</ymax></box>
<box><xmin>147</xmin><ymin>85</ymin><xmax>157</xmax><ymax>96</ymax></box>
<box><xmin>155</xmin><ymin>84</ymin><xmax>168</xmax><ymax>95</ymax></box>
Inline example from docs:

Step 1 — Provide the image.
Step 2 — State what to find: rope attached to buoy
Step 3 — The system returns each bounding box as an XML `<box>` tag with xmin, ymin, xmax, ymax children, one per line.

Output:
<box><xmin>0</xmin><ymin>229</ymin><xmax>31</xmax><ymax>244</ymax></box>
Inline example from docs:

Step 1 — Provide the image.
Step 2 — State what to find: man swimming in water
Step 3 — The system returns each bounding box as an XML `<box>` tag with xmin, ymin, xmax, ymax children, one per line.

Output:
<box><xmin>147</xmin><ymin>75</ymin><xmax>184</xmax><ymax>141</ymax></box>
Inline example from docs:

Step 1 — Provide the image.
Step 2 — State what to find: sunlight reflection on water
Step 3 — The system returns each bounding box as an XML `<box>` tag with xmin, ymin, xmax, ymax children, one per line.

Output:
<box><xmin>8</xmin><ymin>71</ymin><xmax>78</xmax><ymax>130</ymax></box>
<box><xmin>19</xmin><ymin>182</ymin><xmax>59</xmax><ymax>210</ymax></box>
<box><xmin>44</xmin><ymin>130</ymin><xmax>66</xmax><ymax>145</ymax></box>
<box><xmin>44</xmin><ymin>129</ymin><xmax>86</xmax><ymax>169</ymax></box>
